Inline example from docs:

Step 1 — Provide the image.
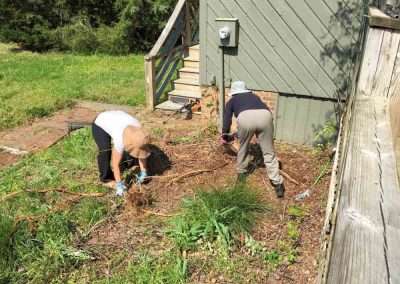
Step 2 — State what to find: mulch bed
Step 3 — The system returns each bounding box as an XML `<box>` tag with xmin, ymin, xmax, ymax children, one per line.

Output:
<box><xmin>86</xmin><ymin>116</ymin><xmax>331</xmax><ymax>284</ymax></box>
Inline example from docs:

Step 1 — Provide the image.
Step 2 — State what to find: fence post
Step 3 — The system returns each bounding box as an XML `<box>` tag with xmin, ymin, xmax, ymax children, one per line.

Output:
<box><xmin>144</xmin><ymin>56</ymin><xmax>156</xmax><ymax>110</ymax></box>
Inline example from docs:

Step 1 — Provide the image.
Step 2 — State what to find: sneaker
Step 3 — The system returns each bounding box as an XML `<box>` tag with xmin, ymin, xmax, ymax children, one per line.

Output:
<box><xmin>236</xmin><ymin>173</ymin><xmax>247</xmax><ymax>184</ymax></box>
<box><xmin>274</xmin><ymin>183</ymin><xmax>285</xmax><ymax>198</ymax></box>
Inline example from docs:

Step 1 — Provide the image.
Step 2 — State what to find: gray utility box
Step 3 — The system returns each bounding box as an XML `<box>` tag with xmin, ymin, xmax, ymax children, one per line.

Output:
<box><xmin>216</xmin><ymin>18</ymin><xmax>239</xmax><ymax>47</ymax></box>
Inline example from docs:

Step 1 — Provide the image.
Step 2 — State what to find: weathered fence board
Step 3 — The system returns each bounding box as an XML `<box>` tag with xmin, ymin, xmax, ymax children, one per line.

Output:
<box><xmin>323</xmin><ymin>10</ymin><xmax>400</xmax><ymax>283</ymax></box>
<box><xmin>327</xmin><ymin>96</ymin><xmax>390</xmax><ymax>283</ymax></box>
<box><xmin>371</xmin><ymin>31</ymin><xmax>400</xmax><ymax>96</ymax></box>
<box><xmin>358</xmin><ymin>28</ymin><xmax>384</xmax><ymax>96</ymax></box>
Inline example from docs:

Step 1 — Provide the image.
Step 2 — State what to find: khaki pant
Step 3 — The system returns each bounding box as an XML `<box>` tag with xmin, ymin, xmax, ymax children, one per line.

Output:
<box><xmin>236</xmin><ymin>109</ymin><xmax>283</xmax><ymax>185</ymax></box>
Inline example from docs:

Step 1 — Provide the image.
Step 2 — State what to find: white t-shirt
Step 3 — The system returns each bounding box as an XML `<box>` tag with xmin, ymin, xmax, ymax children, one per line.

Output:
<box><xmin>94</xmin><ymin>110</ymin><xmax>141</xmax><ymax>153</ymax></box>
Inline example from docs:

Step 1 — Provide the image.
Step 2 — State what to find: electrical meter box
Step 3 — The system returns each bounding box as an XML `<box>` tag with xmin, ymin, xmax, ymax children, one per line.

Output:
<box><xmin>216</xmin><ymin>18</ymin><xmax>239</xmax><ymax>47</ymax></box>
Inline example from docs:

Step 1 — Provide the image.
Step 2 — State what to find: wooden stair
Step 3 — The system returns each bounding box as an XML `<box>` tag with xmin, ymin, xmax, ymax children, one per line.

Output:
<box><xmin>156</xmin><ymin>45</ymin><xmax>201</xmax><ymax>111</ymax></box>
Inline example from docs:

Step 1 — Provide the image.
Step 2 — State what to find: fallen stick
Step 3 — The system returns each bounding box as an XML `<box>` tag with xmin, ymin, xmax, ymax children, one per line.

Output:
<box><xmin>0</xmin><ymin>191</ymin><xmax>24</xmax><ymax>202</ymax></box>
<box><xmin>167</xmin><ymin>162</ymin><xmax>229</xmax><ymax>186</ymax></box>
<box><xmin>141</xmin><ymin>209</ymin><xmax>175</xmax><ymax>217</ymax></box>
<box><xmin>280</xmin><ymin>170</ymin><xmax>300</xmax><ymax>186</ymax></box>
<box><xmin>26</xmin><ymin>188</ymin><xmax>107</xmax><ymax>197</ymax></box>
<box><xmin>1</xmin><ymin>188</ymin><xmax>107</xmax><ymax>204</ymax></box>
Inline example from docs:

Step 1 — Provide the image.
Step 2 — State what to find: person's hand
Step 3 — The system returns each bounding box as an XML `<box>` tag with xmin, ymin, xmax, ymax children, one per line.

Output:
<box><xmin>136</xmin><ymin>170</ymin><xmax>148</xmax><ymax>184</ymax></box>
<box><xmin>220</xmin><ymin>135</ymin><xmax>228</xmax><ymax>145</ymax></box>
<box><xmin>220</xmin><ymin>133</ymin><xmax>234</xmax><ymax>144</ymax></box>
<box><xmin>115</xmin><ymin>181</ymin><xmax>127</xmax><ymax>196</ymax></box>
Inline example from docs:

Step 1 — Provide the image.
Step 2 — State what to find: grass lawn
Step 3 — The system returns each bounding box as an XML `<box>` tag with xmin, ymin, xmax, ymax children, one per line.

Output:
<box><xmin>0</xmin><ymin>43</ymin><xmax>145</xmax><ymax>130</ymax></box>
<box><xmin>0</xmin><ymin>129</ymin><xmax>276</xmax><ymax>284</ymax></box>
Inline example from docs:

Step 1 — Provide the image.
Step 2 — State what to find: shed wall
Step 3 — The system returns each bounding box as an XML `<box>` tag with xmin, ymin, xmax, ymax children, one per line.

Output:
<box><xmin>275</xmin><ymin>95</ymin><xmax>337</xmax><ymax>145</ymax></box>
<box><xmin>200</xmin><ymin>0</ymin><xmax>365</xmax><ymax>99</ymax></box>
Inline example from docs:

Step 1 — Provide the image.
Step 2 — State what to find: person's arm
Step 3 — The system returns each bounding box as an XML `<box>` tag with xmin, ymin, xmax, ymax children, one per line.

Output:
<box><xmin>139</xmin><ymin>158</ymin><xmax>147</xmax><ymax>172</ymax></box>
<box><xmin>111</xmin><ymin>148</ymin><xmax>123</xmax><ymax>182</ymax></box>
<box><xmin>222</xmin><ymin>99</ymin><xmax>234</xmax><ymax>134</ymax></box>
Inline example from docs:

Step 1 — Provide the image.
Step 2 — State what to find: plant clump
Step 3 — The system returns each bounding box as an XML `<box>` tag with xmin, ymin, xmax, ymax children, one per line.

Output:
<box><xmin>168</xmin><ymin>184</ymin><xmax>268</xmax><ymax>251</ymax></box>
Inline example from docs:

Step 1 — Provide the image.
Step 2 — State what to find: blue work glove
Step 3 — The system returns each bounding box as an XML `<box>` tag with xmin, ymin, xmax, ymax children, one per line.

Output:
<box><xmin>115</xmin><ymin>181</ymin><xmax>127</xmax><ymax>197</ymax></box>
<box><xmin>136</xmin><ymin>170</ymin><xmax>148</xmax><ymax>184</ymax></box>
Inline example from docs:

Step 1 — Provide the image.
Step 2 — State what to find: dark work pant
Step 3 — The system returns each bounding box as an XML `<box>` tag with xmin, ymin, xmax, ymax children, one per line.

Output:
<box><xmin>92</xmin><ymin>123</ymin><xmax>137</xmax><ymax>182</ymax></box>
<box><xmin>92</xmin><ymin>123</ymin><xmax>114</xmax><ymax>182</ymax></box>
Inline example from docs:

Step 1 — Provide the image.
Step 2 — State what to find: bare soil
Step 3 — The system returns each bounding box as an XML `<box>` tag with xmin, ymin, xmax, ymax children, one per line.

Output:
<box><xmin>0</xmin><ymin>103</ymin><xmax>330</xmax><ymax>283</ymax></box>
<box><xmin>84</xmin><ymin>113</ymin><xmax>330</xmax><ymax>284</ymax></box>
<box><xmin>0</xmin><ymin>150</ymin><xmax>19</xmax><ymax>169</ymax></box>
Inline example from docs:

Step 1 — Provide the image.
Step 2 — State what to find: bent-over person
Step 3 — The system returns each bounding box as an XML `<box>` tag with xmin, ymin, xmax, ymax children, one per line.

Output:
<box><xmin>92</xmin><ymin>110</ymin><xmax>151</xmax><ymax>196</ymax></box>
<box><xmin>221</xmin><ymin>81</ymin><xmax>285</xmax><ymax>198</ymax></box>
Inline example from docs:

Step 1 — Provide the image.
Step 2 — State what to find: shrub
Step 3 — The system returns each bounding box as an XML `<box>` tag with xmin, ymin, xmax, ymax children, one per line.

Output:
<box><xmin>51</xmin><ymin>17</ymin><xmax>99</xmax><ymax>54</ymax></box>
<box><xmin>314</xmin><ymin>118</ymin><xmax>339</xmax><ymax>150</ymax></box>
<box><xmin>95</xmin><ymin>23</ymin><xmax>130</xmax><ymax>55</ymax></box>
<box><xmin>168</xmin><ymin>184</ymin><xmax>268</xmax><ymax>250</ymax></box>
<box><xmin>0</xmin><ymin>0</ymin><xmax>178</xmax><ymax>54</ymax></box>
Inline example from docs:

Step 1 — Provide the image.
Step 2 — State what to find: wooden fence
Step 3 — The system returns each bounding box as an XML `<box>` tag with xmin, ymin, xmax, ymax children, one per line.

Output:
<box><xmin>318</xmin><ymin>7</ymin><xmax>400</xmax><ymax>283</ymax></box>
<box><xmin>144</xmin><ymin>0</ymin><xmax>199</xmax><ymax>110</ymax></box>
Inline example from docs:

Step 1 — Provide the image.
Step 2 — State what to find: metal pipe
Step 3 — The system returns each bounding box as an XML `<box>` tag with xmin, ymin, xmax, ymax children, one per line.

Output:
<box><xmin>219</xmin><ymin>46</ymin><xmax>225</xmax><ymax>132</ymax></box>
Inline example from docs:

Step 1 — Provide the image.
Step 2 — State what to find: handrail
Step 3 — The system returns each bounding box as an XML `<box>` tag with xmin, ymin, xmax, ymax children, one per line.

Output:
<box><xmin>146</xmin><ymin>0</ymin><xmax>187</xmax><ymax>60</ymax></box>
<box><xmin>144</xmin><ymin>0</ymin><xmax>199</xmax><ymax>110</ymax></box>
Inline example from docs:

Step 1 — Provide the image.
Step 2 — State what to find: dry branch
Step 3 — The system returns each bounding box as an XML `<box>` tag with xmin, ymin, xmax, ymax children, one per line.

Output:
<box><xmin>167</xmin><ymin>162</ymin><xmax>229</xmax><ymax>186</ymax></box>
<box><xmin>141</xmin><ymin>209</ymin><xmax>175</xmax><ymax>217</ymax></box>
<box><xmin>0</xmin><ymin>191</ymin><xmax>24</xmax><ymax>202</ymax></box>
<box><xmin>280</xmin><ymin>170</ymin><xmax>300</xmax><ymax>185</ymax></box>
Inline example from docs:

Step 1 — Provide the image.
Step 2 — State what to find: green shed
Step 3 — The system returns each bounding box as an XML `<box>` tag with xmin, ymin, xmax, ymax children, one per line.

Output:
<box><xmin>144</xmin><ymin>0</ymin><xmax>372</xmax><ymax>145</ymax></box>
<box><xmin>199</xmin><ymin>0</ymin><xmax>367</xmax><ymax>145</ymax></box>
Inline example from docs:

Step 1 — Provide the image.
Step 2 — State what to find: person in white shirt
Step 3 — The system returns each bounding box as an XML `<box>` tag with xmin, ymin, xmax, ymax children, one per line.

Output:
<box><xmin>92</xmin><ymin>110</ymin><xmax>151</xmax><ymax>196</ymax></box>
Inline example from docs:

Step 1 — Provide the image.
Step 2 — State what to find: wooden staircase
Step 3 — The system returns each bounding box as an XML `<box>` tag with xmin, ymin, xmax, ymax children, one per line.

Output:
<box><xmin>155</xmin><ymin>44</ymin><xmax>201</xmax><ymax>111</ymax></box>
<box><xmin>144</xmin><ymin>0</ymin><xmax>199</xmax><ymax>111</ymax></box>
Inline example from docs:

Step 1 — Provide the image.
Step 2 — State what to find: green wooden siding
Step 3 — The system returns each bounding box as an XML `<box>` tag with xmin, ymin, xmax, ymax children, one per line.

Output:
<box><xmin>200</xmin><ymin>0</ymin><xmax>364</xmax><ymax>99</ymax></box>
<box><xmin>200</xmin><ymin>0</ymin><xmax>367</xmax><ymax>144</ymax></box>
<box><xmin>275</xmin><ymin>95</ymin><xmax>337</xmax><ymax>145</ymax></box>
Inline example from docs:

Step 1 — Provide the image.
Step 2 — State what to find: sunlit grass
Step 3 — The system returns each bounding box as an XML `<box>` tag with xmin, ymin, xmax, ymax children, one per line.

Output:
<box><xmin>0</xmin><ymin>129</ymin><xmax>114</xmax><ymax>283</ymax></box>
<box><xmin>0</xmin><ymin>43</ymin><xmax>145</xmax><ymax>130</ymax></box>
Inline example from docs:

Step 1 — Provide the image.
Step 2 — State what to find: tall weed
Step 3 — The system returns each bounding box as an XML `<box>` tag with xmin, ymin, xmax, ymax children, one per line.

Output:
<box><xmin>168</xmin><ymin>184</ymin><xmax>268</xmax><ymax>250</ymax></box>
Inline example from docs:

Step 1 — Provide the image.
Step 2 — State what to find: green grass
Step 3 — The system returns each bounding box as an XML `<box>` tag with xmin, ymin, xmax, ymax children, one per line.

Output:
<box><xmin>0</xmin><ymin>43</ymin><xmax>145</xmax><ymax>130</ymax></box>
<box><xmin>0</xmin><ymin>129</ymin><xmax>115</xmax><ymax>283</ymax></box>
<box><xmin>93</xmin><ymin>253</ymin><xmax>187</xmax><ymax>284</ymax></box>
<box><xmin>168</xmin><ymin>184</ymin><xmax>268</xmax><ymax>251</ymax></box>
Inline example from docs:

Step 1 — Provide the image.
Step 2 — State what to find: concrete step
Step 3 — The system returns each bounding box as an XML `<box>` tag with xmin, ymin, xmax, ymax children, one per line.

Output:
<box><xmin>174</xmin><ymin>78</ymin><xmax>200</xmax><ymax>86</ymax></box>
<box><xmin>168</xmin><ymin>90</ymin><xmax>202</xmax><ymax>103</ymax></box>
<box><xmin>179</xmin><ymin>67</ymin><xmax>199</xmax><ymax>74</ymax></box>
<box><xmin>155</xmin><ymin>100</ymin><xmax>184</xmax><ymax>111</ymax></box>
<box><xmin>174</xmin><ymin>83</ymin><xmax>201</xmax><ymax>93</ymax></box>
<box><xmin>179</xmin><ymin>70</ymin><xmax>200</xmax><ymax>80</ymax></box>
<box><xmin>188</xmin><ymin>46</ymin><xmax>200</xmax><ymax>60</ymax></box>
<box><xmin>174</xmin><ymin>77</ymin><xmax>200</xmax><ymax>92</ymax></box>
<box><xmin>184</xmin><ymin>55</ymin><xmax>199</xmax><ymax>62</ymax></box>
<box><xmin>184</xmin><ymin>60</ymin><xmax>200</xmax><ymax>69</ymax></box>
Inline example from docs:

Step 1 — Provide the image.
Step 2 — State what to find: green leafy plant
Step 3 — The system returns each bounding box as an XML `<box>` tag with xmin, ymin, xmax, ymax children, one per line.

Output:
<box><xmin>314</xmin><ymin>119</ymin><xmax>338</xmax><ymax>150</ymax></box>
<box><xmin>263</xmin><ymin>250</ymin><xmax>283</xmax><ymax>267</ymax></box>
<box><xmin>168</xmin><ymin>184</ymin><xmax>268</xmax><ymax>250</ymax></box>
<box><xmin>287</xmin><ymin>205</ymin><xmax>306</xmax><ymax>220</ymax></box>
<box><xmin>287</xmin><ymin>221</ymin><xmax>300</xmax><ymax>241</ymax></box>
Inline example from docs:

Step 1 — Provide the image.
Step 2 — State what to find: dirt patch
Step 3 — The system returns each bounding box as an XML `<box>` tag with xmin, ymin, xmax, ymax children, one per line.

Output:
<box><xmin>0</xmin><ymin>150</ymin><xmax>19</xmax><ymax>169</ymax></box>
<box><xmin>85</xmin><ymin>116</ymin><xmax>330</xmax><ymax>283</ymax></box>
<box><xmin>0</xmin><ymin>101</ymin><xmax>145</xmax><ymax>169</ymax></box>
<box><xmin>0</xmin><ymin>101</ymin><xmax>330</xmax><ymax>283</ymax></box>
